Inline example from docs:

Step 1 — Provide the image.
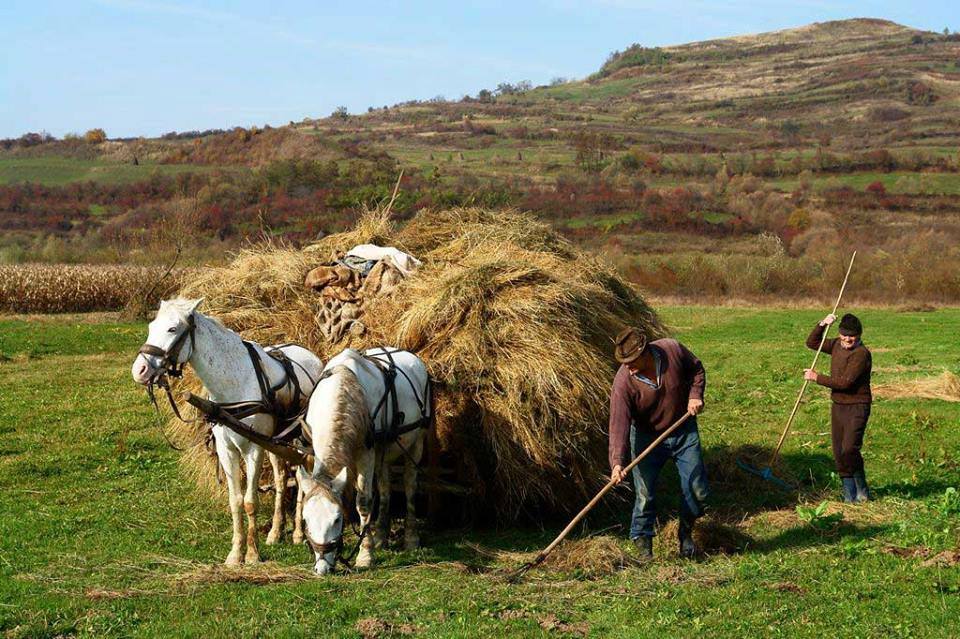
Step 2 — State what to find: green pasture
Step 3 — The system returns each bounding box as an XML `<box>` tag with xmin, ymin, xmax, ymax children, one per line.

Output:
<box><xmin>0</xmin><ymin>158</ymin><xmax>219</xmax><ymax>186</ymax></box>
<box><xmin>1</xmin><ymin>307</ymin><xmax>958</xmax><ymax>637</ymax></box>
<box><xmin>771</xmin><ymin>171</ymin><xmax>960</xmax><ymax>195</ymax></box>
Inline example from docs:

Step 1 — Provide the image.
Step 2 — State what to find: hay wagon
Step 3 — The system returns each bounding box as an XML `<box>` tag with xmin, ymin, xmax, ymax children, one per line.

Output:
<box><xmin>169</xmin><ymin>207</ymin><xmax>665</xmax><ymax>522</ymax></box>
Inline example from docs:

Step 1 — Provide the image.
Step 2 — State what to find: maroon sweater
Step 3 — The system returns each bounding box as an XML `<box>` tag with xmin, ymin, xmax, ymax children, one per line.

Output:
<box><xmin>608</xmin><ymin>339</ymin><xmax>706</xmax><ymax>470</ymax></box>
<box><xmin>806</xmin><ymin>323</ymin><xmax>872</xmax><ymax>404</ymax></box>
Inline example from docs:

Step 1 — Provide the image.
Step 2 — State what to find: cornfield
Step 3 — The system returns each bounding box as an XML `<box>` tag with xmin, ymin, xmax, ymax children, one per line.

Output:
<box><xmin>0</xmin><ymin>263</ymin><xmax>183</xmax><ymax>314</ymax></box>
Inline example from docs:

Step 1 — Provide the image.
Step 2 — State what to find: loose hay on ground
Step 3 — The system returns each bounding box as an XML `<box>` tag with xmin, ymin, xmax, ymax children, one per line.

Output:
<box><xmin>171</xmin><ymin>207</ymin><xmax>666</xmax><ymax>516</ymax></box>
<box><xmin>874</xmin><ymin>371</ymin><xmax>960</xmax><ymax>402</ymax></box>
<box><xmin>657</xmin><ymin>517</ymin><xmax>753</xmax><ymax>557</ymax></box>
<box><xmin>464</xmin><ymin>535</ymin><xmax>642</xmax><ymax>578</ymax></box>
<box><xmin>540</xmin><ymin>536</ymin><xmax>643</xmax><ymax>577</ymax></box>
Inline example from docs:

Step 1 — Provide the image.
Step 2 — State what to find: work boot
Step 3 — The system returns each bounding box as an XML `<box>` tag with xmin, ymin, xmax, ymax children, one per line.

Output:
<box><xmin>678</xmin><ymin>518</ymin><xmax>698</xmax><ymax>559</ymax></box>
<box><xmin>841</xmin><ymin>477</ymin><xmax>858</xmax><ymax>503</ymax></box>
<box><xmin>632</xmin><ymin>536</ymin><xmax>653</xmax><ymax>561</ymax></box>
<box><xmin>853</xmin><ymin>472</ymin><xmax>871</xmax><ymax>503</ymax></box>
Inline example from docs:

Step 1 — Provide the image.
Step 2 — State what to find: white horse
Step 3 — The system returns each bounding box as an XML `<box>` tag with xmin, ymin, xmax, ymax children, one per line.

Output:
<box><xmin>131</xmin><ymin>297</ymin><xmax>323</xmax><ymax>565</ymax></box>
<box><xmin>298</xmin><ymin>347</ymin><xmax>431</xmax><ymax>575</ymax></box>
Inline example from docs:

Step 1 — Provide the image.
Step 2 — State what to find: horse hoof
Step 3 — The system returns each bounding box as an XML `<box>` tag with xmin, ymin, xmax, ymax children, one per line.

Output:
<box><xmin>245</xmin><ymin>551</ymin><xmax>261</xmax><ymax>565</ymax></box>
<box><xmin>265</xmin><ymin>531</ymin><xmax>282</xmax><ymax>546</ymax></box>
<box><xmin>292</xmin><ymin>532</ymin><xmax>304</xmax><ymax>545</ymax></box>
<box><xmin>355</xmin><ymin>552</ymin><xmax>374</xmax><ymax>569</ymax></box>
<box><xmin>224</xmin><ymin>554</ymin><xmax>243</xmax><ymax>567</ymax></box>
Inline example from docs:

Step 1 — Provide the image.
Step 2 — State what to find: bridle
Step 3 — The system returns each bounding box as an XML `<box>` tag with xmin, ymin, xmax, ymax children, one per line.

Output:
<box><xmin>138</xmin><ymin>312</ymin><xmax>199</xmax><ymax>431</ymax></box>
<box><xmin>302</xmin><ymin>479</ymin><xmax>378</xmax><ymax>572</ymax></box>
<box><xmin>303</xmin><ymin>525</ymin><xmax>344</xmax><ymax>572</ymax></box>
<box><xmin>139</xmin><ymin>312</ymin><xmax>197</xmax><ymax>382</ymax></box>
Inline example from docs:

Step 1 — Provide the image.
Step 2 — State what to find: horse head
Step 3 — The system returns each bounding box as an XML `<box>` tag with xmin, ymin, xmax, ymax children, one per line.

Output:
<box><xmin>131</xmin><ymin>297</ymin><xmax>204</xmax><ymax>385</ymax></box>
<box><xmin>298</xmin><ymin>466</ymin><xmax>349</xmax><ymax>575</ymax></box>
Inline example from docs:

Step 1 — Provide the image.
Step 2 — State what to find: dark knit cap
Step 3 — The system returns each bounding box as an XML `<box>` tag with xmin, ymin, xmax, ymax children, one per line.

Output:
<box><xmin>838</xmin><ymin>313</ymin><xmax>863</xmax><ymax>336</ymax></box>
<box><xmin>614</xmin><ymin>327</ymin><xmax>648</xmax><ymax>364</ymax></box>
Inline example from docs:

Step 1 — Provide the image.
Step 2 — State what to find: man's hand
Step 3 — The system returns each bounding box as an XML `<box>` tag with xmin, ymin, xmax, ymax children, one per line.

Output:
<box><xmin>687</xmin><ymin>398</ymin><xmax>704</xmax><ymax>416</ymax></box>
<box><xmin>610</xmin><ymin>465</ymin><xmax>627</xmax><ymax>485</ymax></box>
<box><xmin>803</xmin><ymin>368</ymin><xmax>818</xmax><ymax>381</ymax></box>
<box><xmin>820</xmin><ymin>313</ymin><xmax>837</xmax><ymax>327</ymax></box>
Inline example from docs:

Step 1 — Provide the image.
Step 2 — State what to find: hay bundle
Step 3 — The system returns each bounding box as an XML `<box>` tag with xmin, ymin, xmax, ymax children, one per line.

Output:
<box><xmin>874</xmin><ymin>371</ymin><xmax>960</xmax><ymax>403</ymax></box>
<box><xmin>172</xmin><ymin>207</ymin><xmax>665</xmax><ymax>515</ymax></box>
<box><xmin>657</xmin><ymin>516</ymin><xmax>753</xmax><ymax>556</ymax></box>
<box><xmin>540</xmin><ymin>536</ymin><xmax>643</xmax><ymax>577</ymax></box>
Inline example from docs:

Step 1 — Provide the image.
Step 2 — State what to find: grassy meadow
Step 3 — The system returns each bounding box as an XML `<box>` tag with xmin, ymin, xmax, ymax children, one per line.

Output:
<box><xmin>1</xmin><ymin>306</ymin><xmax>958</xmax><ymax>637</ymax></box>
<box><xmin>0</xmin><ymin>157</ymin><xmax>222</xmax><ymax>186</ymax></box>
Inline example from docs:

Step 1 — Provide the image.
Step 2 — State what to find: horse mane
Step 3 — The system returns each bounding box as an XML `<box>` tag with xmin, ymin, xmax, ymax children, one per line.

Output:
<box><xmin>305</xmin><ymin>365</ymin><xmax>372</xmax><ymax>502</ymax></box>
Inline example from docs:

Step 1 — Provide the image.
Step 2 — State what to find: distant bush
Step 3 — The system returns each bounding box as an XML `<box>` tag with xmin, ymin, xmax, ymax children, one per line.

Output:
<box><xmin>595</xmin><ymin>44</ymin><xmax>670</xmax><ymax>78</ymax></box>
<box><xmin>84</xmin><ymin>128</ymin><xmax>107</xmax><ymax>144</ymax></box>
<box><xmin>906</xmin><ymin>81</ymin><xmax>937</xmax><ymax>105</ymax></box>
<box><xmin>870</xmin><ymin>106</ymin><xmax>910</xmax><ymax>122</ymax></box>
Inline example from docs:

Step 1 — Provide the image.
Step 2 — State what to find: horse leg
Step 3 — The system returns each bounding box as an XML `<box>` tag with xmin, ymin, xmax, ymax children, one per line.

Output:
<box><xmin>403</xmin><ymin>436</ymin><xmax>424</xmax><ymax>551</ymax></box>
<box><xmin>265</xmin><ymin>452</ymin><xmax>286</xmax><ymax>545</ymax></box>
<box><xmin>216</xmin><ymin>433</ymin><xmax>245</xmax><ymax>566</ymax></box>
<box><xmin>292</xmin><ymin>475</ymin><xmax>305</xmax><ymax>545</ymax></box>
<box><xmin>355</xmin><ymin>457</ymin><xmax>377</xmax><ymax>569</ymax></box>
<box><xmin>242</xmin><ymin>445</ymin><xmax>266</xmax><ymax>565</ymax></box>
<box><xmin>373</xmin><ymin>464</ymin><xmax>391</xmax><ymax>550</ymax></box>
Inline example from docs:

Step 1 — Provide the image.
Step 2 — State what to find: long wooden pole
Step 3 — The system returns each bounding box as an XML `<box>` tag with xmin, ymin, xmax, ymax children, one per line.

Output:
<box><xmin>510</xmin><ymin>410</ymin><xmax>693</xmax><ymax>580</ymax></box>
<box><xmin>767</xmin><ymin>251</ymin><xmax>857</xmax><ymax>467</ymax></box>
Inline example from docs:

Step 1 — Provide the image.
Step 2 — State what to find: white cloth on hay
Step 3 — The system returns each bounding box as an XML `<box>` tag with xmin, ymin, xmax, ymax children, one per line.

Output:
<box><xmin>346</xmin><ymin>244</ymin><xmax>422</xmax><ymax>277</ymax></box>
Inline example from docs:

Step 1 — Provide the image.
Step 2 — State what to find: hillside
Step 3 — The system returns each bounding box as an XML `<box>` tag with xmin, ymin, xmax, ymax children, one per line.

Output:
<box><xmin>2</xmin><ymin>18</ymin><xmax>960</xmax><ymax>301</ymax></box>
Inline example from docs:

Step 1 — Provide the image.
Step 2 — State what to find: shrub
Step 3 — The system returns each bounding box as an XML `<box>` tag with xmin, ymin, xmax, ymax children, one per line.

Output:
<box><xmin>84</xmin><ymin>128</ymin><xmax>107</xmax><ymax>144</ymax></box>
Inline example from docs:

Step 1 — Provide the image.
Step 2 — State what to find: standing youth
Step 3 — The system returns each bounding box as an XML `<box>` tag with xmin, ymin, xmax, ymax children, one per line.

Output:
<box><xmin>804</xmin><ymin>313</ymin><xmax>873</xmax><ymax>502</ymax></box>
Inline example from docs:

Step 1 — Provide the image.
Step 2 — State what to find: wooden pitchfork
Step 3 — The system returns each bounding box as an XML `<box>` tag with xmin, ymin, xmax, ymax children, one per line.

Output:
<box><xmin>736</xmin><ymin>251</ymin><xmax>857</xmax><ymax>490</ymax></box>
<box><xmin>506</xmin><ymin>410</ymin><xmax>694</xmax><ymax>583</ymax></box>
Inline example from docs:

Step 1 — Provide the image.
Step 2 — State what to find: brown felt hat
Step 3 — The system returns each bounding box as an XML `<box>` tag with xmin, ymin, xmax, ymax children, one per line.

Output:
<box><xmin>614</xmin><ymin>327</ymin><xmax>648</xmax><ymax>364</ymax></box>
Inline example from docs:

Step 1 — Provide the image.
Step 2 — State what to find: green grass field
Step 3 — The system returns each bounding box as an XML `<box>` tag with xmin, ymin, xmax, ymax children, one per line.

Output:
<box><xmin>0</xmin><ymin>158</ymin><xmax>221</xmax><ymax>186</ymax></box>
<box><xmin>2</xmin><ymin>307</ymin><xmax>958</xmax><ymax>637</ymax></box>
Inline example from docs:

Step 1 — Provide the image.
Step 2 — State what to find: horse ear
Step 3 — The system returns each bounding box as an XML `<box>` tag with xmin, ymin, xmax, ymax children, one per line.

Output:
<box><xmin>297</xmin><ymin>466</ymin><xmax>316</xmax><ymax>491</ymax></box>
<box><xmin>187</xmin><ymin>297</ymin><xmax>204</xmax><ymax>314</ymax></box>
<box><xmin>331</xmin><ymin>467</ymin><xmax>349</xmax><ymax>495</ymax></box>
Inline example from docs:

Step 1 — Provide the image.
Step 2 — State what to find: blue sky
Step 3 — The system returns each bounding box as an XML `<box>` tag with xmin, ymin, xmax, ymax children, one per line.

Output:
<box><xmin>1</xmin><ymin>0</ymin><xmax>955</xmax><ymax>138</ymax></box>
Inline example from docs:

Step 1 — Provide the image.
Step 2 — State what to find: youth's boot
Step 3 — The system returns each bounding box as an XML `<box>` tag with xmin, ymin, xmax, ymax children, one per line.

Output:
<box><xmin>853</xmin><ymin>472</ymin><xmax>871</xmax><ymax>502</ymax></box>
<box><xmin>632</xmin><ymin>536</ymin><xmax>654</xmax><ymax>562</ymax></box>
<box><xmin>678</xmin><ymin>518</ymin><xmax>698</xmax><ymax>558</ymax></box>
<box><xmin>841</xmin><ymin>476</ymin><xmax>858</xmax><ymax>503</ymax></box>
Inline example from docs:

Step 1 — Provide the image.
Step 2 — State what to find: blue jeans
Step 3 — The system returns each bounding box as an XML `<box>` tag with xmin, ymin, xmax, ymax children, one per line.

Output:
<box><xmin>629</xmin><ymin>418</ymin><xmax>710</xmax><ymax>539</ymax></box>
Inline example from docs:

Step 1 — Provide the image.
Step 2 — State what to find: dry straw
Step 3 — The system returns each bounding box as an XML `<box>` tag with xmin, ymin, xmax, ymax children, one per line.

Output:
<box><xmin>464</xmin><ymin>535</ymin><xmax>642</xmax><ymax>578</ymax></box>
<box><xmin>170</xmin><ymin>206</ymin><xmax>665</xmax><ymax>516</ymax></box>
<box><xmin>874</xmin><ymin>371</ymin><xmax>960</xmax><ymax>403</ymax></box>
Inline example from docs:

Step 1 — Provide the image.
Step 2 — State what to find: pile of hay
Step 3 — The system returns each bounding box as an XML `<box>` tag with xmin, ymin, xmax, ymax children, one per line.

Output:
<box><xmin>540</xmin><ymin>536</ymin><xmax>643</xmax><ymax>577</ymax></box>
<box><xmin>874</xmin><ymin>371</ymin><xmax>960</xmax><ymax>403</ymax></box>
<box><xmin>464</xmin><ymin>535</ymin><xmax>642</xmax><ymax>578</ymax></box>
<box><xmin>656</xmin><ymin>516</ymin><xmax>753</xmax><ymax>557</ymax></box>
<box><xmin>171</xmin><ymin>207</ymin><xmax>664</xmax><ymax>516</ymax></box>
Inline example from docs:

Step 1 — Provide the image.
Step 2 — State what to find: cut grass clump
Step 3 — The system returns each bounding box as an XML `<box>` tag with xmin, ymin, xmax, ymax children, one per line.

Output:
<box><xmin>657</xmin><ymin>516</ymin><xmax>754</xmax><ymax>557</ymax></box>
<box><xmin>874</xmin><ymin>371</ymin><xmax>960</xmax><ymax>402</ymax></box>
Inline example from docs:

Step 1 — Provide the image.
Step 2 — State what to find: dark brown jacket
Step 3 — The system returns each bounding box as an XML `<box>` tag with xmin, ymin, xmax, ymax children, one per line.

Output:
<box><xmin>608</xmin><ymin>339</ymin><xmax>706</xmax><ymax>470</ymax></box>
<box><xmin>806</xmin><ymin>323</ymin><xmax>872</xmax><ymax>404</ymax></box>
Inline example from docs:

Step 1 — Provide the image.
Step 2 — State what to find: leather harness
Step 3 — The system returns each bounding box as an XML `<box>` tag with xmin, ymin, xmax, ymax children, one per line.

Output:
<box><xmin>303</xmin><ymin>349</ymin><xmax>433</xmax><ymax>570</ymax></box>
<box><xmin>138</xmin><ymin>314</ymin><xmax>315</xmax><ymax>449</ymax></box>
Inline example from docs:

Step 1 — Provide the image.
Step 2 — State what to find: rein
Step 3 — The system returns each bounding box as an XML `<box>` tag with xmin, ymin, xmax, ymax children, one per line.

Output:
<box><xmin>302</xmin><ymin>469</ymin><xmax>382</xmax><ymax>572</ymax></box>
<box><xmin>138</xmin><ymin>312</ymin><xmax>313</xmax><ymax>451</ymax></box>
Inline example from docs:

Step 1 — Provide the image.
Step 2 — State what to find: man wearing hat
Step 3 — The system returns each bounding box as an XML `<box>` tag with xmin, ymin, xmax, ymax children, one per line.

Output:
<box><xmin>608</xmin><ymin>328</ymin><xmax>708</xmax><ymax>560</ymax></box>
<box><xmin>804</xmin><ymin>313</ymin><xmax>873</xmax><ymax>502</ymax></box>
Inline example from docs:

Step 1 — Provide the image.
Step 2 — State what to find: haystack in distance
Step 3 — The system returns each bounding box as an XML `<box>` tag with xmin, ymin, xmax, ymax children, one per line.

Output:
<box><xmin>177</xmin><ymin>207</ymin><xmax>665</xmax><ymax>517</ymax></box>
